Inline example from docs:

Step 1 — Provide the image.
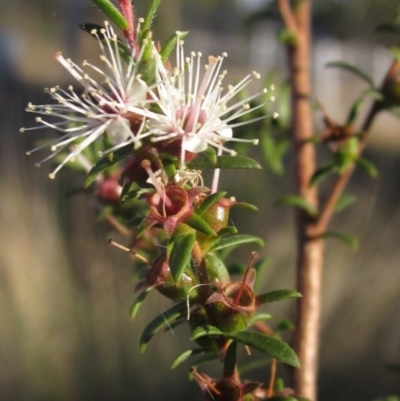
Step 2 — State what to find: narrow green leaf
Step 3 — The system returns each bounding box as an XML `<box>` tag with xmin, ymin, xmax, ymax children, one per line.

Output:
<box><xmin>275</xmin><ymin>319</ymin><xmax>295</xmax><ymax>332</ymax></box>
<box><xmin>256</xmin><ymin>289</ymin><xmax>301</xmax><ymax>305</ymax></box>
<box><xmin>326</xmin><ymin>61</ymin><xmax>374</xmax><ymax>87</ymax></box>
<box><xmin>85</xmin><ymin>144</ymin><xmax>135</xmax><ymax>187</ymax></box>
<box><xmin>185</xmin><ymin>213</ymin><xmax>217</xmax><ymax>236</ymax></box>
<box><xmin>171</xmin><ymin>349</ymin><xmax>203</xmax><ymax>369</ymax></box>
<box><xmin>140</xmin><ymin>302</ymin><xmax>187</xmax><ymax>352</ymax></box>
<box><xmin>217</xmin><ymin>226</ymin><xmax>238</xmax><ymax>236</ymax></box>
<box><xmin>274</xmin><ymin>195</ymin><xmax>318</xmax><ymax>216</ymax></box>
<box><xmin>203</xmin><ymin>145</ymin><xmax>217</xmax><ymax>164</ymax></box>
<box><xmin>206</xmin><ymin>254</ymin><xmax>230</xmax><ymax>286</ymax></box>
<box><xmin>186</xmin><ymin>155</ymin><xmax>262</xmax><ymax>169</ymax></box>
<box><xmin>231</xmin><ymin>331</ymin><xmax>300</xmax><ymax>367</ymax></box>
<box><xmin>309</xmin><ymin>163</ymin><xmax>337</xmax><ymax>186</ymax></box>
<box><xmin>129</xmin><ymin>286</ymin><xmax>153</xmax><ymax>320</ymax></box>
<box><xmin>278</xmin><ymin>29</ymin><xmax>298</xmax><ymax>46</ymax></box>
<box><xmin>142</xmin><ymin>0</ymin><xmax>162</xmax><ymax>33</ymax></box>
<box><xmin>334</xmin><ymin>194</ymin><xmax>356</xmax><ymax>213</ymax></box>
<box><xmin>233</xmin><ymin>201</ymin><xmax>258</xmax><ymax>211</ymax></box>
<box><xmin>190</xmin><ymin>325</ymin><xmax>224</xmax><ymax>341</ymax></box>
<box><xmin>211</xmin><ymin>234</ymin><xmax>264</xmax><ymax>252</ymax></box>
<box><xmin>169</xmin><ymin>232</ymin><xmax>196</xmax><ymax>282</ymax></box>
<box><xmin>317</xmin><ymin>231</ymin><xmax>358</xmax><ymax>251</ymax></box>
<box><xmin>191</xmin><ymin>352</ymin><xmax>219</xmax><ymax>367</ymax></box>
<box><xmin>346</xmin><ymin>98</ymin><xmax>364</xmax><ymax>125</ymax></box>
<box><xmin>90</xmin><ymin>0</ymin><xmax>128</xmax><ymax>30</ymax></box>
<box><xmin>160</xmin><ymin>31</ymin><xmax>188</xmax><ymax>62</ymax></box>
<box><xmin>249</xmin><ymin>313</ymin><xmax>273</xmax><ymax>325</ymax></box>
<box><xmin>356</xmin><ymin>157</ymin><xmax>378</xmax><ymax>177</ymax></box>
<box><xmin>196</xmin><ymin>191</ymin><xmax>227</xmax><ymax>216</ymax></box>
<box><xmin>223</xmin><ymin>341</ymin><xmax>237</xmax><ymax>378</ymax></box>
<box><xmin>260</xmin><ymin>133</ymin><xmax>289</xmax><ymax>175</ymax></box>
<box><xmin>238</xmin><ymin>358</ymin><xmax>270</xmax><ymax>374</ymax></box>
<box><xmin>385</xmin><ymin>363</ymin><xmax>400</xmax><ymax>372</ymax></box>
<box><xmin>376</xmin><ymin>23</ymin><xmax>400</xmax><ymax>35</ymax></box>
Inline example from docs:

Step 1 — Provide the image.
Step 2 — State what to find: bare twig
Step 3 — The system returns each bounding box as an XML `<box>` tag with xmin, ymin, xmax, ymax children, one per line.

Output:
<box><xmin>277</xmin><ymin>0</ymin><xmax>298</xmax><ymax>33</ymax></box>
<box><xmin>267</xmin><ymin>358</ymin><xmax>277</xmax><ymax>398</ymax></box>
<box><xmin>313</xmin><ymin>57</ymin><xmax>400</xmax><ymax>236</ymax></box>
<box><xmin>105</xmin><ymin>214</ymin><xmax>132</xmax><ymax>237</ymax></box>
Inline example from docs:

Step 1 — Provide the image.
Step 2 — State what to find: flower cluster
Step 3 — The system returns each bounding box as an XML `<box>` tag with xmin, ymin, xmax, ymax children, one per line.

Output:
<box><xmin>21</xmin><ymin>22</ymin><xmax>276</xmax><ymax>178</ymax></box>
<box><xmin>21</xmin><ymin>12</ymin><xmax>302</xmax><ymax>401</ymax></box>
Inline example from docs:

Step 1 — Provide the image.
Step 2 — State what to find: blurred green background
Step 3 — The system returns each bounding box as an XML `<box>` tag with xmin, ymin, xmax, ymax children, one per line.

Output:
<box><xmin>1</xmin><ymin>1</ymin><xmax>400</xmax><ymax>400</ymax></box>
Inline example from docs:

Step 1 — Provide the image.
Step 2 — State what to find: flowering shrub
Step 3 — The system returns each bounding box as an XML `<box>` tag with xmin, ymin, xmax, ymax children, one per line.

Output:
<box><xmin>21</xmin><ymin>1</ymin><xmax>302</xmax><ymax>400</ymax></box>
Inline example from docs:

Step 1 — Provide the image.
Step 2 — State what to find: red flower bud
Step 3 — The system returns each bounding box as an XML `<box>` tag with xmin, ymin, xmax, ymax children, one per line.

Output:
<box><xmin>95</xmin><ymin>174</ymin><xmax>122</xmax><ymax>204</ymax></box>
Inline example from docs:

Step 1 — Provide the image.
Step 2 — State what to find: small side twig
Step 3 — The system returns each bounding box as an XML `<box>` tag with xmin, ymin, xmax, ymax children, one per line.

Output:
<box><xmin>277</xmin><ymin>0</ymin><xmax>298</xmax><ymax>33</ymax></box>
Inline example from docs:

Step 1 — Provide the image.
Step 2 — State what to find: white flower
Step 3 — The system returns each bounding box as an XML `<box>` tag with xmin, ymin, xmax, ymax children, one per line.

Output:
<box><xmin>144</xmin><ymin>33</ymin><xmax>277</xmax><ymax>166</ymax></box>
<box><xmin>21</xmin><ymin>21</ymin><xmax>149</xmax><ymax>179</ymax></box>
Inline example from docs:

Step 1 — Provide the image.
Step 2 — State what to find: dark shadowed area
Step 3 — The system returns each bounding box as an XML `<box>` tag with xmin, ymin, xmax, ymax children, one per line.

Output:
<box><xmin>1</xmin><ymin>1</ymin><xmax>399</xmax><ymax>400</ymax></box>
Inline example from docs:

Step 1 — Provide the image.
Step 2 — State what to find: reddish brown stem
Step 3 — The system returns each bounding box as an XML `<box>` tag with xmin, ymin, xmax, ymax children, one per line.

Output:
<box><xmin>313</xmin><ymin>58</ymin><xmax>400</xmax><ymax>236</ymax></box>
<box><xmin>117</xmin><ymin>0</ymin><xmax>135</xmax><ymax>48</ymax></box>
<box><xmin>277</xmin><ymin>2</ymin><xmax>400</xmax><ymax>398</ymax></box>
<box><xmin>267</xmin><ymin>358</ymin><xmax>277</xmax><ymax>398</ymax></box>
<box><xmin>234</xmin><ymin>251</ymin><xmax>257</xmax><ymax>305</ymax></box>
<box><xmin>279</xmin><ymin>1</ymin><xmax>322</xmax><ymax>399</ymax></box>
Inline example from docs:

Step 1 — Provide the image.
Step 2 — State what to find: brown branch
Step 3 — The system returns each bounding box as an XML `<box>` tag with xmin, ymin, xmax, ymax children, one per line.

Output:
<box><xmin>277</xmin><ymin>1</ymin><xmax>323</xmax><ymax>399</ymax></box>
<box><xmin>267</xmin><ymin>358</ymin><xmax>277</xmax><ymax>398</ymax></box>
<box><xmin>313</xmin><ymin>57</ymin><xmax>400</xmax><ymax>236</ymax></box>
<box><xmin>277</xmin><ymin>0</ymin><xmax>298</xmax><ymax>33</ymax></box>
<box><xmin>105</xmin><ymin>214</ymin><xmax>132</xmax><ymax>237</ymax></box>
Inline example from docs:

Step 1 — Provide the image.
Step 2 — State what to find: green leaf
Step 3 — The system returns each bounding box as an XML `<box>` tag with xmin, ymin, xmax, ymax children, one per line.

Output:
<box><xmin>260</xmin><ymin>133</ymin><xmax>290</xmax><ymax>175</ymax></box>
<box><xmin>185</xmin><ymin>214</ymin><xmax>217</xmax><ymax>236</ymax></box>
<box><xmin>274</xmin><ymin>195</ymin><xmax>318</xmax><ymax>216</ymax></box>
<box><xmin>171</xmin><ymin>349</ymin><xmax>203</xmax><ymax>369</ymax></box>
<box><xmin>160</xmin><ymin>31</ymin><xmax>188</xmax><ymax>62</ymax></box>
<box><xmin>372</xmin><ymin>397</ymin><xmax>400</xmax><ymax>401</ymax></box>
<box><xmin>186</xmin><ymin>155</ymin><xmax>262</xmax><ymax>170</ymax></box>
<box><xmin>211</xmin><ymin>234</ymin><xmax>264</xmax><ymax>252</ymax></box>
<box><xmin>231</xmin><ymin>331</ymin><xmax>300</xmax><ymax>367</ymax></box>
<box><xmin>249</xmin><ymin>313</ymin><xmax>273</xmax><ymax>325</ymax></box>
<box><xmin>376</xmin><ymin>22</ymin><xmax>400</xmax><ymax>35</ymax></box>
<box><xmin>238</xmin><ymin>358</ymin><xmax>270</xmax><ymax>374</ymax></box>
<box><xmin>90</xmin><ymin>0</ymin><xmax>129</xmax><ymax>30</ymax></box>
<box><xmin>278</xmin><ymin>29</ymin><xmax>298</xmax><ymax>46</ymax></box>
<box><xmin>142</xmin><ymin>0</ymin><xmax>162</xmax><ymax>33</ymax></box>
<box><xmin>256</xmin><ymin>289</ymin><xmax>301</xmax><ymax>305</ymax></box>
<box><xmin>346</xmin><ymin>98</ymin><xmax>364</xmax><ymax>125</ymax></box>
<box><xmin>168</xmin><ymin>232</ymin><xmax>196</xmax><ymax>282</ymax></box>
<box><xmin>206</xmin><ymin>254</ymin><xmax>230</xmax><ymax>286</ymax></box>
<box><xmin>356</xmin><ymin>157</ymin><xmax>378</xmax><ymax>177</ymax></box>
<box><xmin>233</xmin><ymin>201</ymin><xmax>258</xmax><ymax>211</ymax></box>
<box><xmin>326</xmin><ymin>61</ymin><xmax>374</xmax><ymax>87</ymax></box>
<box><xmin>385</xmin><ymin>363</ymin><xmax>400</xmax><ymax>372</ymax></box>
<box><xmin>317</xmin><ymin>231</ymin><xmax>358</xmax><ymax>251</ymax></box>
<box><xmin>309</xmin><ymin>163</ymin><xmax>337</xmax><ymax>186</ymax></box>
<box><xmin>334</xmin><ymin>194</ymin><xmax>356</xmax><ymax>213</ymax></box>
<box><xmin>190</xmin><ymin>325</ymin><xmax>224</xmax><ymax>341</ymax></box>
<box><xmin>196</xmin><ymin>191</ymin><xmax>227</xmax><ymax>216</ymax></box>
<box><xmin>129</xmin><ymin>286</ymin><xmax>153</xmax><ymax>320</ymax></box>
<box><xmin>223</xmin><ymin>341</ymin><xmax>237</xmax><ymax>378</ymax></box>
<box><xmin>265</xmin><ymin>397</ymin><xmax>298</xmax><ymax>401</ymax></box>
<box><xmin>275</xmin><ymin>319</ymin><xmax>295</xmax><ymax>332</ymax></box>
<box><xmin>140</xmin><ymin>302</ymin><xmax>187</xmax><ymax>352</ymax></box>
<box><xmin>86</xmin><ymin>144</ymin><xmax>135</xmax><ymax>187</ymax></box>
<box><xmin>191</xmin><ymin>352</ymin><xmax>219</xmax><ymax>367</ymax></box>
<box><xmin>203</xmin><ymin>145</ymin><xmax>217</xmax><ymax>164</ymax></box>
